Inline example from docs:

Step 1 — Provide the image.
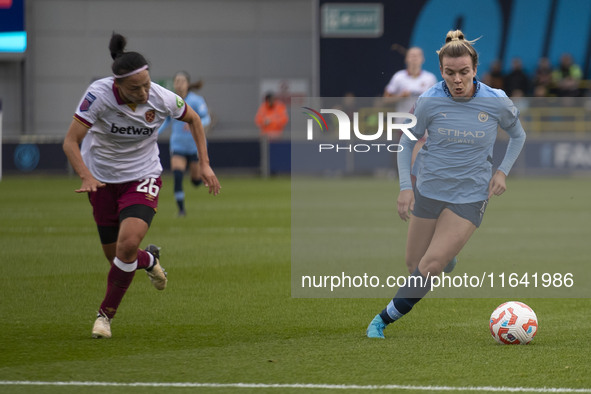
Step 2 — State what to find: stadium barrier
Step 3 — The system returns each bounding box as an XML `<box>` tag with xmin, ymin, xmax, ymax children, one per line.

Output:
<box><xmin>2</xmin><ymin>134</ymin><xmax>591</xmax><ymax>176</ymax></box>
<box><xmin>3</xmin><ymin>94</ymin><xmax>591</xmax><ymax>177</ymax></box>
<box><xmin>0</xmin><ymin>136</ymin><xmax>291</xmax><ymax>176</ymax></box>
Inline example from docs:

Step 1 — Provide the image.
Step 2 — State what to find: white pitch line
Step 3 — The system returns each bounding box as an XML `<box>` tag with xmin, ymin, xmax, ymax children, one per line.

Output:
<box><xmin>0</xmin><ymin>381</ymin><xmax>590</xmax><ymax>392</ymax></box>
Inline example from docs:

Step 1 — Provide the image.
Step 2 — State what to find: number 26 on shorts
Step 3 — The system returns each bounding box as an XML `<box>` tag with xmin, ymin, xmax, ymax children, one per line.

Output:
<box><xmin>136</xmin><ymin>178</ymin><xmax>160</xmax><ymax>197</ymax></box>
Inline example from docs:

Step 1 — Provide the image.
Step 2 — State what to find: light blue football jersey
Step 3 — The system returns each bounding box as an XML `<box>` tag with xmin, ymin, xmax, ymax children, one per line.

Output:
<box><xmin>158</xmin><ymin>91</ymin><xmax>211</xmax><ymax>155</ymax></box>
<box><xmin>398</xmin><ymin>80</ymin><xmax>526</xmax><ymax>203</ymax></box>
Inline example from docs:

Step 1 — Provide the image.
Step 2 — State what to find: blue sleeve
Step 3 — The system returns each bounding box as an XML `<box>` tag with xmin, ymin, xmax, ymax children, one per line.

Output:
<box><xmin>497</xmin><ymin>119</ymin><xmax>526</xmax><ymax>175</ymax></box>
<box><xmin>158</xmin><ymin>116</ymin><xmax>171</xmax><ymax>135</ymax></box>
<box><xmin>397</xmin><ymin>133</ymin><xmax>418</xmax><ymax>190</ymax></box>
<box><xmin>194</xmin><ymin>96</ymin><xmax>211</xmax><ymax>127</ymax></box>
<box><xmin>397</xmin><ymin>98</ymin><xmax>427</xmax><ymax>190</ymax></box>
<box><xmin>499</xmin><ymin>97</ymin><xmax>520</xmax><ymax>130</ymax></box>
<box><xmin>187</xmin><ymin>94</ymin><xmax>211</xmax><ymax>127</ymax></box>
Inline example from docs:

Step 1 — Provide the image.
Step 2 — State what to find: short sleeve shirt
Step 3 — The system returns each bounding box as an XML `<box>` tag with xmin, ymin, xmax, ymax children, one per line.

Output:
<box><xmin>74</xmin><ymin>77</ymin><xmax>187</xmax><ymax>183</ymax></box>
<box><xmin>385</xmin><ymin>70</ymin><xmax>438</xmax><ymax>112</ymax></box>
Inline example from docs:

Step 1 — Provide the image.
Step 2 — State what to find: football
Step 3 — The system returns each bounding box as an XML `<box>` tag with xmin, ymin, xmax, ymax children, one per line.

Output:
<box><xmin>489</xmin><ymin>301</ymin><xmax>538</xmax><ymax>345</ymax></box>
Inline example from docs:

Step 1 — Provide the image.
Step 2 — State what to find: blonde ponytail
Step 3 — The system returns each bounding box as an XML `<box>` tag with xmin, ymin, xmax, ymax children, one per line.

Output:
<box><xmin>437</xmin><ymin>30</ymin><xmax>479</xmax><ymax>68</ymax></box>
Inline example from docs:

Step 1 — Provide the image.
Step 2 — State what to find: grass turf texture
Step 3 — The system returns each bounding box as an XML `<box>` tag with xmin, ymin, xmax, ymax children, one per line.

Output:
<box><xmin>0</xmin><ymin>175</ymin><xmax>589</xmax><ymax>393</ymax></box>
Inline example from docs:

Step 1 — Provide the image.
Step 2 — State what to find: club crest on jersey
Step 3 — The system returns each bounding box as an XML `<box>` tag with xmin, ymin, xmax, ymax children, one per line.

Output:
<box><xmin>478</xmin><ymin>112</ymin><xmax>489</xmax><ymax>122</ymax></box>
<box><xmin>80</xmin><ymin>92</ymin><xmax>97</xmax><ymax>112</ymax></box>
<box><xmin>145</xmin><ymin>109</ymin><xmax>156</xmax><ymax>123</ymax></box>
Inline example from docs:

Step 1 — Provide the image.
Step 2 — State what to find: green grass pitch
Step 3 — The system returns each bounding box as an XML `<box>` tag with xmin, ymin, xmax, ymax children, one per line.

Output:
<box><xmin>0</xmin><ymin>174</ymin><xmax>590</xmax><ymax>393</ymax></box>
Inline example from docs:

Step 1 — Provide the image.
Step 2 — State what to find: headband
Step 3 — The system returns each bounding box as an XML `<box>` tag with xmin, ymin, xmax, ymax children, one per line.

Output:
<box><xmin>113</xmin><ymin>64</ymin><xmax>149</xmax><ymax>79</ymax></box>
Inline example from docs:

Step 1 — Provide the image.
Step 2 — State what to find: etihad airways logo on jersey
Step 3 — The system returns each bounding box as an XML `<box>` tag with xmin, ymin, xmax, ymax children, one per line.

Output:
<box><xmin>110</xmin><ymin>123</ymin><xmax>156</xmax><ymax>136</ymax></box>
<box><xmin>302</xmin><ymin>107</ymin><xmax>417</xmax><ymax>153</ymax></box>
<box><xmin>437</xmin><ymin>128</ymin><xmax>485</xmax><ymax>138</ymax></box>
<box><xmin>437</xmin><ymin>128</ymin><xmax>485</xmax><ymax>144</ymax></box>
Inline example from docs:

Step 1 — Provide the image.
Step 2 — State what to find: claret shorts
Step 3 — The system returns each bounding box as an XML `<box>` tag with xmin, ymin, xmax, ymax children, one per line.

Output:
<box><xmin>88</xmin><ymin>177</ymin><xmax>162</xmax><ymax>227</ymax></box>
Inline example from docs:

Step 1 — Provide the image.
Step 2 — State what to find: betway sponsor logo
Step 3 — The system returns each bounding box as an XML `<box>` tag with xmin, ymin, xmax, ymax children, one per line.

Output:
<box><xmin>110</xmin><ymin>123</ymin><xmax>156</xmax><ymax>136</ymax></box>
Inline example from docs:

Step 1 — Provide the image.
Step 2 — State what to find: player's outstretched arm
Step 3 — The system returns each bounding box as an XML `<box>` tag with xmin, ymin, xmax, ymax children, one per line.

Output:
<box><xmin>181</xmin><ymin>106</ymin><xmax>221</xmax><ymax>196</ymax></box>
<box><xmin>63</xmin><ymin>119</ymin><xmax>105</xmax><ymax>193</ymax></box>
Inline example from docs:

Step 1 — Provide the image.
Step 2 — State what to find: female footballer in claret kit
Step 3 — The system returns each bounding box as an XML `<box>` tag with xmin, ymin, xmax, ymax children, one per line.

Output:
<box><xmin>63</xmin><ymin>32</ymin><xmax>220</xmax><ymax>339</ymax></box>
<box><xmin>367</xmin><ymin>30</ymin><xmax>526</xmax><ymax>338</ymax></box>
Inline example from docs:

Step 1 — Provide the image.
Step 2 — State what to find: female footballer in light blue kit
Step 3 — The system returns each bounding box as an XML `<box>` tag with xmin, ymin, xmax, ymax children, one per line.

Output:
<box><xmin>367</xmin><ymin>30</ymin><xmax>526</xmax><ymax>338</ymax></box>
<box><xmin>159</xmin><ymin>71</ymin><xmax>211</xmax><ymax>216</ymax></box>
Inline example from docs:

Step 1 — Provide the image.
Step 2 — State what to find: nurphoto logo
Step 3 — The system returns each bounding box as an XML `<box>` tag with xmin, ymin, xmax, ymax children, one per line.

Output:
<box><xmin>302</xmin><ymin>107</ymin><xmax>417</xmax><ymax>153</ymax></box>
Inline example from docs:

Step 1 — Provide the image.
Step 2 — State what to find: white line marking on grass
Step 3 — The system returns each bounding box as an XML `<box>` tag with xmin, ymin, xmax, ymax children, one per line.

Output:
<box><xmin>0</xmin><ymin>381</ymin><xmax>590</xmax><ymax>392</ymax></box>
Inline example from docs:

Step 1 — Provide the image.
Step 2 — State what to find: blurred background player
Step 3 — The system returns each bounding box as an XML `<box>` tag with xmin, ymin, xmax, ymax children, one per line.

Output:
<box><xmin>63</xmin><ymin>33</ymin><xmax>221</xmax><ymax>339</ymax></box>
<box><xmin>384</xmin><ymin>46</ymin><xmax>438</xmax><ymax>165</ymax></box>
<box><xmin>159</xmin><ymin>71</ymin><xmax>212</xmax><ymax>217</ymax></box>
<box><xmin>383</xmin><ymin>46</ymin><xmax>438</xmax><ymax>113</ymax></box>
<box><xmin>367</xmin><ymin>30</ymin><xmax>526</xmax><ymax>339</ymax></box>
<box><xmin>254</xmin><ymin>92</ymin><xmax>289</xmax><ymax>140</ymax></box>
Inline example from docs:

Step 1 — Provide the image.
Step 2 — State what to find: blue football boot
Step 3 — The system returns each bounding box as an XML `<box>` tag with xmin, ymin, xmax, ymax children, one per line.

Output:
<box><xmin>366</xmin><ymin>314</ymin><xmax>387</xmax><ymax>339</ymax></box>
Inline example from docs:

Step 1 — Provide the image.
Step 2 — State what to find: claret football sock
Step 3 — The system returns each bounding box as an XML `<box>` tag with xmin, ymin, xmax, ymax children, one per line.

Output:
<box><xmin>99</xmin><ymin>258</ymin><xmax>136</xmax><ymax>319</ymax></box>
<box><xmin>136</xmin><ymin>249</ymin><xmax>154</xmax><ymax>270</ymax></box>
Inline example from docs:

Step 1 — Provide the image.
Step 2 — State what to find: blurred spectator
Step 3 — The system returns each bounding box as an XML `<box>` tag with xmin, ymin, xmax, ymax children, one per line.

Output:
<box><xmin>533</xmin><ymin>84</ymin><xmax>548</xmax><ymax>97</ymax></box>
<box><xmin>383</xmin><ymin>47</ymin><xmax>437</xmax><ymax>113</ymax></box>
<box><xmin>255</xmin><ymin>92</ymin><xmax>288</xmax><ymax>139</ymax></box>
<box><xmin>504</xmin><ymin>58</ymin><xmax>530</xmax><ymax>97</ymax></box>
<box><xmin>552</xmin><ymin>53</ymin><xmax>582</xmax><ymax>97</ymax></box>
<box><xmin>532</xmin><ymin>57</ymin><xmax>553</xmax><ymax>96</ymax></box>
<box><xmin>384</xmin><ymin>47</ymin><xmax>437</xmax><ymax>177</ymax></box>
<box><xmin>482</xmin><ymin>60</ymin><xmax>504</xmax><ymax>90</ymax></box>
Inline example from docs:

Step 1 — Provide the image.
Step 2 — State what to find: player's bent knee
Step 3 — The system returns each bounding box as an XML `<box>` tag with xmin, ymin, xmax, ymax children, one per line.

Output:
<box><xmin>418</xmin><ymin>257</ymin><xmax>446</xmax><ymax>277</ymax></box>
<box><xmin>115</xmin><ymin>237</ymin><xmax>142</xmax><ymax>262</ymax></box>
